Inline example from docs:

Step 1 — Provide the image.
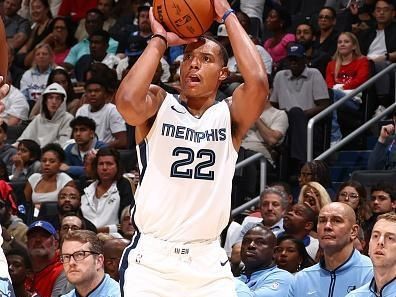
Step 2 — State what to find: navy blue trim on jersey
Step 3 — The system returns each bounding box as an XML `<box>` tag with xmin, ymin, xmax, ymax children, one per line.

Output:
<box><xmin>119</xmin><ymin>232</ymin><xmax>141</xmax><ymax>297</ymax></box>
<box><xmin>173</xmin><ymin>93</ymin><xmax>220</xmax><ymax>119</ymax></box>
<box><xmin>137</xmin><ymin>140</ymin><xmax>148</xmax><ymax>185</ymax></box>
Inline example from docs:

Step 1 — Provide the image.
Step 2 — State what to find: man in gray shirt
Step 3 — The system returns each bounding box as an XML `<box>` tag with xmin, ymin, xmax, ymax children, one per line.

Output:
<box><xmin>3</xmin><ymin>0</ymin><xmax>31</xmax><ymax>50</ymax></box>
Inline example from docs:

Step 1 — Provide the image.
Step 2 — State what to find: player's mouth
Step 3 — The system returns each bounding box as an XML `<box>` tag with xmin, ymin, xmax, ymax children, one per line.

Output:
<box><xmin>185</xmin><ymin>74</ymin><xmax>201</xmax><ymax>86</ymax></box>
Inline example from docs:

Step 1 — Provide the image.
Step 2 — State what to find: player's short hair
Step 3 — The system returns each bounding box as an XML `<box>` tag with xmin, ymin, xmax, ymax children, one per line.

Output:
<box><xmin>260</xmin><ymin>187</ymin><xmax>289</xmax><ymax>209</ymax></box>
<box><xmin>62</xmin><ymin>230</ymin><xmax>103</xmax><ymax>254</ymax></box>
<box><xmin>377</xmin><ymin>212</ymin><xmax>396</xmax><ymax>223</ymax></box>
<box><xmin>199</xmin><ymin>35</ymin><xmax>229</xmax><ymax>67</ymax></box>
<box><xmin>70</xmin><ymin>116</ymin><xmax>96</xmax><ymax>131</ymax></box>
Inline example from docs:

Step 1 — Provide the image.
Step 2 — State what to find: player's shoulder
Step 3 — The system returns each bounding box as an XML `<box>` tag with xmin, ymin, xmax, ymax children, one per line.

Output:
<box><xmin>344</xmin><ymin>282</ymin><xmax>372</xmax><ymax>297</ymax></box>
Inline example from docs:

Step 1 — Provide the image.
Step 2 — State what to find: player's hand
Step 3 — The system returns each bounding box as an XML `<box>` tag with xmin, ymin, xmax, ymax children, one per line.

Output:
<box><xmin>212</xmin><ymin>0</ymin><xmax>231</xmax><ymax>23</ymax></box>
<box><xmin>0</xmin><ymin>76</ymin><xmax>10</xmax><ymax>99</ymax></box>
<box><xmin>149</xmin><ymin>8</ymin><xmax>197</xmax><ymax>46</ymax></box>
<box><xmin>379</xmin><ymin>123</ymin><xmax>395</xmax><ymax>143</ymax></box>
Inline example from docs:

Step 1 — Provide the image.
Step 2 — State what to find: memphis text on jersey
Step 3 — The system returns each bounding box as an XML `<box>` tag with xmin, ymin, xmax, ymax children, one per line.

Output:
<box><xmin>161</xmin><ymin>123</ymin><xmax>227</xmax><ymax>143</ymax></box>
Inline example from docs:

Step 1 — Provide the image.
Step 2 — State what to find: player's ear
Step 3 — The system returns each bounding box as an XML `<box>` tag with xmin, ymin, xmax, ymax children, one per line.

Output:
<box><xmin>219</xmin><ymin>67</ymin><xmax>229</xmax><ymax>81</ymax></box>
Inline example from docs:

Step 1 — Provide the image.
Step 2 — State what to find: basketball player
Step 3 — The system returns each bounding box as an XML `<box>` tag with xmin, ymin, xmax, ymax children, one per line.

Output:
<box><xmin>115</xmin><ymin>0</ymin><xmax>269</xmax><ymax>295</ymax></box>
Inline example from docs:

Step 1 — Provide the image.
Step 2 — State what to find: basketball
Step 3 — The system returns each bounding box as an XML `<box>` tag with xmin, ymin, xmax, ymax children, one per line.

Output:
<box><xmin>153</xmin><ymin>0</ymin><xmax>215</xmax><ymax>38</ymax></box>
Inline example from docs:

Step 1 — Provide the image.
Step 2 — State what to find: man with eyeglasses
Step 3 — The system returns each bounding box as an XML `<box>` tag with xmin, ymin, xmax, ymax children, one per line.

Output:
<box><xmin>60</xmin><ymin>230</ymin><xmax>120</xmax><ymax>297</ymax></box>
<box><xmin>59</xmin><ymin>214</ymin><xmax>86</xmax><ymax>243</ymax></box>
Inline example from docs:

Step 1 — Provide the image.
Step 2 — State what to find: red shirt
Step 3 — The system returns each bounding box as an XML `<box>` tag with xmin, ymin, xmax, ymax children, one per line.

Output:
<box><xmin>326</xmin><ymin>56</ymin><xmax>370</xmax><ymax>90</ymax></box>
<box><xmin>58</xmin><ymin>0</ymin><xmax>98</xmax><ymax>23</ymax></box>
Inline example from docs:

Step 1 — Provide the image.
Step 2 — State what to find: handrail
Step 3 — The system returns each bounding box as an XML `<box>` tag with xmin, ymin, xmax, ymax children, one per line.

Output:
<box><xmin>307</xmin><ymin>63</ymin><xmax>396</xmax><ymax>161</ymax></box>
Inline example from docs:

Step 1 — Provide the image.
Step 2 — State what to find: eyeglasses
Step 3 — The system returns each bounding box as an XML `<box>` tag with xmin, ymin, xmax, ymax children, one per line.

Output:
<box><xmin>318</xmin><ymin>15</ymin><xmax>333</xmax><ymax>20</ymax></box>
<box><xmin>60</xmin><ymin>251</ymin><xmax>99</xmax><ymax>263</ymax></box>
<box><xmin>61</xmin><ymin>225</ymin><xmax>81</xmax><ymax>232</ymax></box>
<box><xmin>339</xmin><ymin>192</ymin><xmax>359</xmax><ymax>200</ymax></box>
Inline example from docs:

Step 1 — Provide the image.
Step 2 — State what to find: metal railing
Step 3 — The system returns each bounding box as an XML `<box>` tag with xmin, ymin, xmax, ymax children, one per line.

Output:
<box><xmin>307</xmin><ymin>63</ymin><xmax>396</xmax><ymax>161</ymax></box>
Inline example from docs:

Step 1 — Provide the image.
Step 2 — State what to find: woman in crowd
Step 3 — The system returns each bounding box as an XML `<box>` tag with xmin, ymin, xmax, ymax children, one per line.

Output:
<box><xmin>298</xmin><ymin>181</ymin><xmax>332</xmax><ymax>215</ymax></box>
<box><xmin>326</xmin><ymin>32</ymin><xmax>370</xmax><ymax>145</ymax></box>
<box><xmin>20</xmin><ymin>43</ymin><xmax>55</xmax><ymax>104</ymax></box>
<box><xmin>24</xmin><ymin>143</ymin><xmax>73</xmax><ymax>208</ymax></box>
<box><xmin>11</xmin><ymin>140</ymin><xmax>41</xmax><ymax>181</ymax></box>
<box><xmin>18</xmin><ymin>0</ymin><xmax>53</xmax><ymax>68</ymax></box>
<box><xmin>81</xmin><ymin>148</ymin><xmax>134</xmax><ymax>234</ymax></box>
<box><xmin>336</xmin><ymin>180</ymin><xmax>368</xmax><ymax>225</ymax></box>
<box><xmin>274</xmin><ymin>234</ymin><xmax>315</xmax><ymax>274</ymax></box>
<box><xmin>298</xmin><ymin>160</ymin><xmax>335</xmax><ymax>198</ymax></box>
<box><xmin>263</xmin><ymin>4</ymin><xmax>294</xmax><ymax>71</ymax></box>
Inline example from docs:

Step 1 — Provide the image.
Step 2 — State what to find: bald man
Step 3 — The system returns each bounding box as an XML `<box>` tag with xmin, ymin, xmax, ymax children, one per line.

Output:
<box><xmin>238</xmin><ymin>225</ymin><xmax>293</xmax><ymax>296</ymax></box>
<box><xmin>288</xmin><ymin>202</ymin><xmax>373</xmax><ymax>297</ymax></box>
<box><xmin>103</xmin><ymin>238</ymin><xmax>130</xmax><ymax>281</ymax></box>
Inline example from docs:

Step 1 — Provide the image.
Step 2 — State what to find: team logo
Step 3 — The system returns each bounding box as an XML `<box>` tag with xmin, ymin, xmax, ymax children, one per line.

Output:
<box><xmin>270</xmin><ymin>282</ymin><xmax>280</xmax><ymax>290</ymax></box>
<box><xmin>347</xmin><ymin>286</ymin><xmax>356</xmax><ymax>293</ymax></box>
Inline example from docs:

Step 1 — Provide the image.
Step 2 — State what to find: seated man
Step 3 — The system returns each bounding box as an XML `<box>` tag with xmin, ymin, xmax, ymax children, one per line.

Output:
<box><xmin>76</xmin><ymin>77</ymin><xmax>127</xmax><ymax>149</ymax></box>
<box><xmin>3</xmin><ymin>0</ymin><xmax>30</xmax><ymax>51</ymax></box>
<box><xmin>0</xmin><ymin>84</ymin><xmax>29</xmax><ymax>126</ymax></box>
<box><xmin>103</xmin><ymin>238</ymin><xmax>131</xmax><ymax>281</ymax></box>
<box><xmin>239</xmin><ymin>225</ymin><xmax>293</xmax><ymax>296</ymax></box>
<box><xmin>63</xmin><ymin>116</ymin><xmax>107</xmax><ymax>178</ymax></box>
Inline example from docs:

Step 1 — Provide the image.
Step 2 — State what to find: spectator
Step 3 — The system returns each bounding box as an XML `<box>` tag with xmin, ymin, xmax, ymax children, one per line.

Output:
<box><xmin>103</xmin><ymin>238</ymin><xmax>130</xmax><ymax>281</ymax></box>
<box><xmin>119</xmin><ymin>205</ymin><xmax>135</xmax><ymax>240</ymax></box>
<box><xmin>63</xmin><ymin>9</ymin><xmax>119</xmax><ymax>70</ymax></box>
<box><xmin>336</xmin><ymin>180</ymin><xmax>368</xmax><ymax>226</ymax></box>
<box><xmin>298</xmin><ymin>181</ymin><xmax>332</xmax><ymax>216</ymax></box>
<box><xmin>289</xmin><ymin>202</ymin><xmax>373</xmax><ymax>296</ymax></box>
<box><xmin>57</xmin><ymin>0</ymin><xmax>97</xmax><ymax>24</ymax></box>
<box><xmin>270</xmin><ymin>43</ymin><xmax>330</xmax><ymax>167</ymax></box>
<box><xmin>60</xmin><ymin>230</ymin><xmax>121</xmax><ymax>297</ymax></box>
<box><xmin>295</xmin><ymin>22</ymin><xmax>331</xmax><ymax>77</ymax></box>
<box><xmin>3</xmin><ymin>0</ymin><xmax>31</xmax><ymax>51</ymax></box>
<box><xmin>20</xmin><ymin>43</ymin><xmax>55</xmax><ymax>104</ymax></box>
<box><xmin>17</xmin><ymin>83</ymin><xmax>74</xmax><ymax>147</ymax></box>
<box><xmin>263</xmin><ymin>4</ymin><xmax>295</xmax><ymax>71</ymax></box>
<box><xmin>74</xmin><ymin>30</ymin><xmax>120</xmax><ymax>82</ymax></box>
<box><xmin>281</xmin><ymin>203</ymin><xmax>319</xmax><ymax>259</ymax></box>
<box><xmin>274</xmin><ymin>234</ymin><xmax>315</xmax><ymax>274</ymax></box>
<box><xmin>0</xmin><ymin>121</ymin><xmax>17</xmax><ymax>173</ymax></box>
<box><xmin>314</xmin><ymin>6</ymin><xmax>339</xmax><ymax>56</ymax></box>
<box><xmin>58</xmin><ymin>213</ymin><xmax>86</xmax><ymax>243</ymax></box>
<box><xmin>18</xmin><ymin>0</ymin><xmax>53</xmax><ymax>68</ymax></box>
<box><xmin>298</xmin><ymin>160</ymin><xmax>332</xmax><ymax>190</ymax></box>
<box><xmin>76</xmin><ymin>77</ymin><xmax>127</xmax><ymax>149</ymax></box>
<box><xmin>345</xmin><ymin>212</ymin><xmax>396</xmax><ymax>297</ymax></box>
<box><xmin>62</xmin><ymin>116</ymin><xmax>107</xmax><ymax>178</ymax></box>
<box><xmin>26</xmin><ymin>220</ymin><xmax>67</xmax><ymax>297</ymax></box>
<box><xmin>81</xmin><ymin>148</ymin><xmax>134</xmax><ymax>234</ymax></box>
<box><xmin>326</xmin><ymin>32</ymin><xmax>370</xmax><ymax>145</ymax></box>
<box><xmin>239</xmin><ymin>225</ymin><xmax>293</xmax><ymax>296</ymax></box>
<box><xmin>0</xmin><ymin>84</ymin><xmax>29</xmax><ymax>126</ymax></box>
<box><xmin>75</xmin><ymin>0</ymin><xmax>116</xmax><ymax>41</ymax></box>
<box><xmin>367</xmin><ymin>109</ymin><xmax>396</xmax><ymax>170</ymax></box>
<box><xmin>10</xmin><ymin>139</ymin><xmax>41</xmax><ymax>182</ymax></box>
<box><xmin>24</xmin><ymin>143</ymin><xmax>73</xmax><ymax>208</ymax></box>
<box><xmin>239</xmin><ymin>0</ymin><xmax>266</xmax><ymax>39</ymax></box>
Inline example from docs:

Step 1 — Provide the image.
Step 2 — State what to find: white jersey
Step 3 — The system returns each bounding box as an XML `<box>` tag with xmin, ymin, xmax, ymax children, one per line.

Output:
<box><xmin>133</xmin><ymin>93</ymin><xmax>238</xmax><ymax>242</ymax></box>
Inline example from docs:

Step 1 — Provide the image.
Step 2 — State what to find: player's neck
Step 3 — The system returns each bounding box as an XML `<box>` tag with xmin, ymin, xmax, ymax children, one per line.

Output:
<box><xmin>323</xmin><ymin>244</ymin><xmax>354</xmax><ymax>271</ymax></box>
<box><xmin>181</xmin><ymin>94</ymin><xmax>217</xmax><ymax>117</ymax></box>
<box><xmin>374</xmin><ymin>266</ymin><xmax>396</xmax><ymax>292</ymax></box>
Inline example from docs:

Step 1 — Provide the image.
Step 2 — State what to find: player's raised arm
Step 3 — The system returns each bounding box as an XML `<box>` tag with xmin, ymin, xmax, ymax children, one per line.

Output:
<box><xmin>213</xmin><ymin>0</ymin><xmax>269</xmax><ymax>144</ymax></box>
<box><xmin>115</xmin><ymin>8</ymin><xmax>196</xmax><ymax>126</ymax></box>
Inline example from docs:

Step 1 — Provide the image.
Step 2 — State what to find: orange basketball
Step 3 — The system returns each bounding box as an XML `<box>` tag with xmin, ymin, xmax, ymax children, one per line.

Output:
<box><xmin>153</xmin><ymin>0</ymin><xmax>215</xmax><ymax>38</ymax></box>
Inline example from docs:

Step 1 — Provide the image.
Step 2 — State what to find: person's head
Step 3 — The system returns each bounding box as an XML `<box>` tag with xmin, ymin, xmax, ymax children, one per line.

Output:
<box><xmin>60</xmin><ymin>230</ymin><xmax>104</xmax><ymax>287</ymax></box>
<box><xmin>49</xmin><ymin>17</ymin><xmax>76</xmax><ymax>48</ymax></box>
<box><xmin>137</xmin><ymin>2</ymin><xmax>151</xmax><ymax>34</ymax></box>
<box><xmin>57</xmin><ymin>185</ymin><xmax>81</xmax><ymax>215</ymax></box>
<box><xmin>240</xmin><ymin>225</ymin><xmax>277</xmax><ymax>273</ymax></box>
<box><xmin>283</xmin><ymin>203</ymin><xmax>316</xmax><ymax>236</ymax></box>
<box><xmin>265</xmin><ymin>5</ymin><xmax>291</xmax><ymax>33</ymax></box>
<box><xmin>42</xmin><ymin>82</ymin><xmax>66</xmax><ymax>119</ymax></box>
<box><xmin>3</xmin><ymin>0</ymin><xmax>22</xmax><ymax>17</ymax></box>
<box><xmin>336</xmin><ymin>180</ymin><xmax>367</xmax><ymax>211</ymax></box>
<box><xmin>120</xmin><ymin>206</ymin><xmax>134</xmax><ymax>239</ymax></box>
<box><xmin>235</xmin><ymin>11</ymin><xmax>251</xmax><ymax>34</ymax></box>
<box><xmin>369</xmin><ymin>212</ymin><xmax>396</xmax><ymax>270</ymax></box>
<box><xmin>334</xmin><ymin>32</ymin><xmax>362</xmax><ymax>59</ymax></box>
<box><xmin>59</xmin><ymin>213</ymin><xmax>85</xmax><ymax>243</ymax></box>
<box><xmin>85</xmin><ymin>77</ymin><xmax>110</xmax><ymax>112</ymax></box>
<box><xmin>93</xmin><ymin>147</ymin><xmax>122</xmax><ymax>182</ymax></box>
<box><xmin>370</xmin><ymin>183</ymin><xmax>396</xmax><ymax>214</ymax></box>
<box><xmin>40</xmin><ymin>143</ymin><xmax>65</xmax><ymax>176</ymax></box>
<box><xmin>260</xmin><ymin>187</ymin><xmax>288</xmax><ymax>227</ymax></box>
<box><xmin>89</xmin><ymin>30</ymin><xmax>110</xmax><ymax>60</ymax></box>
<box><xmin>298</xmin><ymin>181</ymin><xmax>332</xmax><ymax>215</ymax></box>
<box><xmin>269</xmin><ymin>181</ymin><xmax>293</xmax><ymax>206</ymax></box>
<box><xmin>295</xmin><ymin>22</ymin><xmax>315</xmax><ymax>49</ymax></box>
<box><xmin>318</xmin><ymin>6</ymin><xmax>336</xmax><ymax>31</ymax></box>
<box><xmin>30</xmin><ymin>0</ymin><xmax>51</xmax><ymax>23</ymax></box>
<box><xmin>0</xmin><ymin>190</ymin><xmax>17</xmax><ymax>225</ymax></box>
<box><xmin>97</xmin><ymin>0</ymin><xmax>114</xmax><ymax>19</ymax></box>
<box><xmin>47</xmin><ymin>67</ymin><xmax>75</xmax><ymax>102</ymax></box>
<box><xmin>180</xmin><ymin>36</ymin><xmax>229</xmax><ymax>100</ymax></box>
<box><xmin>27</xmin><ymin>220</ymin><xmax>58</xmax><ymax>260</ymax></box>
<box><xmin>274</xmin><ymin>235</ymin><xmax>315</xmax><ymax>273</ymax></box>
<box><xmin>85</xmin><ymin>8</ymin><xmax>105</xmax><ymax>36</ymax></box>
<box><xmin>286</xmin><ymin>42</ymin><xmax>307</xmax><ymax>77</ymax></box>
<box><xmin>16</xmin><ymin>139</ymin><xmax>41</xmax><ymax>166</ymax></box>
<box><xmin>103</xmin><ymin>238</ymin><xmax>130</xmax><ymax>281</ymax></box>
<box><xmin>6</xmin><ymin>248</ymin><xmax>32</xmax><ymax>286</ymax></box>
<box><xmin>298</xmin><ymin>160</ymin><xmax>331</xmax><ymax>188</ymax></box>
<box><xmin>33</xmin><ymin>43</ymin><xmax>54</xmax><ymax>71</ymax></box>
<box><xmin>70</xmin><ymin>116</ymin><xmax>96</xmax><ymax>148</ymax></box>
<box><xmin>374</xmin><ymin>0</ymin><xmax>395</xmax><ymax>27</ymax></box>
<box><xmin>0</xmin><ymin>121</ymin><xmax>8</xmax><ymax>146</ymax></box>
<box><xmin>317</xmin><ymin>202</ymin><xmax>358</xmax><ymax>254</ymax></box>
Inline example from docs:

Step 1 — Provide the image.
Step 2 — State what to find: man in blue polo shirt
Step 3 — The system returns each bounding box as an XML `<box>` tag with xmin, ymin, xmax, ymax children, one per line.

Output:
<box><xmin>288</xmin><ymin>202</ymin><xmax>373</xmax><ymax>297</ymax></box>
<box><xmin>238</xmin><ymin>225</ymin><xmax>293</xmax><ymax>296</ymax></box>
<box><xmin>346</xmin><ymin>212</ymin><xmax>396</xmax><ymax>297</ymax></box>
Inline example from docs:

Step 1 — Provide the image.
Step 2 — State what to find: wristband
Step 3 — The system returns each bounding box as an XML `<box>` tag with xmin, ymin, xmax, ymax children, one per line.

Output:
<box><xmin>151</xmin><ymin>33</ymin><xmax>168</xmax><ymax>48</ymax></box>
<box><xmin>108</xmin><ymin>224</ymin><xmax>117</xmax><ymax>233</ymax></box>
<box><xmin>222</xmin><ymin>9</ymin><xmax>235</xmax><ymax>23</ymax></box>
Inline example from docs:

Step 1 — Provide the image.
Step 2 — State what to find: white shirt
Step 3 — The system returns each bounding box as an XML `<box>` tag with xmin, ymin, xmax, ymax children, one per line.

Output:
<box><xmin>29</xmin><ymin>172</ymin><xmax>72</xmax><ymax>203</ymax></box>
<box><xmin>240</xmin><ymin>0</ymin><xmax>266</xmax><ymax>20</ymax></box>
<box><xmin>228</xmin><ymin>45</ymin><xmax>273</xmax><ymax>75</ymax></box>
<box><xmin>367</xmin><ymin>29</ymin><xmax>387</xmax><ymax>59</ymax></box>
<box><xmin>76</xmin><ymin>103</ymin><xmax>126</xmax><ymax>144</ymax></box>
<box><xmin>0</xmin><ymin>85</ymin><xmax>29</xmax><ymax>122</ymax></box>
<box><xmin>224</xmin><ymin>221</ymin><xmax>242</xmax><ymax>257</ymax></box>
